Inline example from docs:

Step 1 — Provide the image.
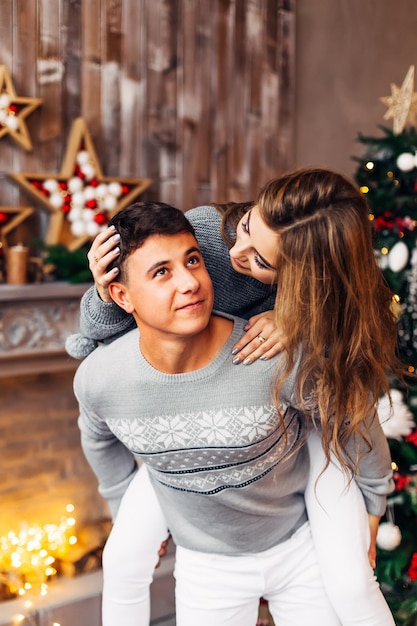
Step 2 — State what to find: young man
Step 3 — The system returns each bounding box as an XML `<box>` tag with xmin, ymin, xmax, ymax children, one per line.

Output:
<box><xmin>74</xmin><ymin>202</ymin><xmax>391</xmax><ymax>626</ymax></box>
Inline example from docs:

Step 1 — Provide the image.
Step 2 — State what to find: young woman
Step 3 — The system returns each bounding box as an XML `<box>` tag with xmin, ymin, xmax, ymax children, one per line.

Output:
<box><xmin>67</xmin><ymin>168</ymin><xmax>403</xmax><ymax>626</ymax></box>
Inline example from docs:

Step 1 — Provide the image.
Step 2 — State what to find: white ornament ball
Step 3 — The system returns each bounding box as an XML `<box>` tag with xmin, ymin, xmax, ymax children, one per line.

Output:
<box><xmin>67</xmin><ymin>207</ymin><xmax>82</xmax><ymax>222</ymax></box>
<box><xmin>108</xmin><ymin>181</ymin><xmax>122</xmax><ymax>197</ymax></box>
<box><xmin>71</xmin><ymin>219</ymin><xmax>87</xmax><ymax>237</ymax></box>
<box><xmin>387</xmin><ymin>240</ymin><xmax>409</xmax><ymax>272</ymax></box>
<box><xmin>43</xmin><ymin>179</ymin><xmax>59</xmax><ymax>193</ymax></box>
<box><xmin>83</xmin><ymin>185</ymin><xmax>96</xmax><ymax>201</ymax></box>
<box><xmin>103</xmin><ymin>194</ymin><xmax>117</xmax><ymax>211</ymax></box>
<box><xmin>86</xmin><ymin>221</ymin><xmax>100</xmax><ymax>237</ymax></box>
<box><xmin>81</xmin><ymin>163</ymin><xmax>96</xmax><ymax>181</ymax></box>
<box><xmin>0</xmin><ymin>93</ymin><xmax>11</xmax><ymax>108</ymax></box>
<box><xmin>71</xmin><ymin>191</ymin><xmax>85</xmax><ymax>208</ymax></box>
<box><xmin>68</xmin><ymin>176</ymin><xmax>83</xmax><ymax>193</ymax></box>
<box><xmin>376</xmin><ymin>521</ymin><xmax>402</xmax><ymax>551</ymax></box>
<box><xmin>95</xmin><ymin>183</ymin><xmax>108</xmax><ymax>198</ymax></box>
<box><xmin>396</xmin><ymin>152</ymin><xmax>415</xmax><ymax>172</ymax></box>
<box><xmin>82</xmin><ymin>209</ymin><xmax>95</xmax><ymax>222</ymax></box>
<box><xmin>76</xmin><ymin>150</ymin><xmax>90</xmax><ymax>166</ymax></box>
<box><xmin>49</xmin><ymin>192</ymin><xmax>64</xmax><ymax>209</ymax></box>
<box><xmin>6</xmin><ymin>115</ymin><xmax>19</xmax><ymax>130</ymax></box>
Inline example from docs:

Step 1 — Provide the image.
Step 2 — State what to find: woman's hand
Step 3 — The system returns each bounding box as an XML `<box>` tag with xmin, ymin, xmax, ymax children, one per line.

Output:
<box><xmin>367</xmin><ymin>513</ymin><xmax>380</xmax><ymax>569</ymax></box>
<box><xmin>87</xmin><ymin>226</ymin><xmax>121</xmax><ymax>302</ymax></box>
<box><xmin>231</xmin><ymin>311</ymin><xmax>286</xmax><ymax>365</ymax></box>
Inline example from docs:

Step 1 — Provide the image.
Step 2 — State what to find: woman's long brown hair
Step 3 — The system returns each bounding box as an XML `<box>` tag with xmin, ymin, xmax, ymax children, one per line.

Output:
<box><xmin>257</xmin><ymin>168</ymin><xmax>408</xmax><ymax>474</ymax></box>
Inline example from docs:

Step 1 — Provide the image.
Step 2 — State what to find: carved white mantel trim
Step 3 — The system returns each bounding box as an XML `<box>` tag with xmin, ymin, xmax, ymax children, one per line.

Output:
<box><xmin>0</xmin><ymin>282</ymin><xmax>91</xmax><ymax>377</ymax></box>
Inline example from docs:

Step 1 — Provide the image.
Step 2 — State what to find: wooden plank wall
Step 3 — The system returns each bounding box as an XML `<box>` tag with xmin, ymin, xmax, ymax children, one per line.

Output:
<box><xmin>0</xmin><ymin>0</ymin><xmax>295</xmax><ymax>238</ymax></box>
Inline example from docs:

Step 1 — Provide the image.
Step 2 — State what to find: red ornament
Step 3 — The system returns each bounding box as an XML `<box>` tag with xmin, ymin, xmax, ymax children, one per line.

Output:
<box><xmin>0</xmin><ymin>211</ymin><xmax>9</xmax><ymax>225</ymax></box>
<box><xmin>86</xmin><ymin>199</ymin><xmax>97</xmax><ymax>209</ymax></box>
<box><xmin>408</xmin><ymin>553</ymin><xmax>417</xmax><ymax>581</ymax></box>
<box><xmin>94</xmin><ymin>212</ymin><xmax>108</xmax><ymax>225</ymax></box>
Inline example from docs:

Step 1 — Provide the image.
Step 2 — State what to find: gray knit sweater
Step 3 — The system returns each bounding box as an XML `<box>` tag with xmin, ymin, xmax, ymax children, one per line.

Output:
<box><xmin>74</xmin><ymin>314</ymin><xmax>393</xmax><ymax>554</ymax></box>
<box><xmin>66</xmin><ymin>205</ymin><xmax>277</xmax><ymax>359</ymax></box>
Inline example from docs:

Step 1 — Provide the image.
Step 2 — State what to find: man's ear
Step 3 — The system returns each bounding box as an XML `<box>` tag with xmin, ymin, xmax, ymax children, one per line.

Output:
<box><xmin>108</xmin><ymin>281</ymin><xmax>135</xmax><ymax>314</ymax></box>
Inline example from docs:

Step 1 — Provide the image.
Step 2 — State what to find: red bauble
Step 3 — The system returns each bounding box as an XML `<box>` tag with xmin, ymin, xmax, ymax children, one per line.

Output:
<box><xmin>94</xmin><ymin>212</ymin><xmax>108</xmax><ymax>225</ymax></box>
<box><xmin>0</xmin><ymin>212</ymin><xmax>9</xmax><ymax>225</ymax></box>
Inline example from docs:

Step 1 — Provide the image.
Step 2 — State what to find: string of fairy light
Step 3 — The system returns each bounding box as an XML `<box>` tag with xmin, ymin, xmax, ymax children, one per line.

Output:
<box><xmin>0</xmin><ymin>504</ymin><xmax>78</xmax><ymax>626</ymax></box>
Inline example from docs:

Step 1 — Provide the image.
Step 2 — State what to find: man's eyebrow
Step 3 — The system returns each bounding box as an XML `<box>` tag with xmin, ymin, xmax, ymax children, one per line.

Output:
<box><xmin>146</xmin><ymin>246</ymin><xmax>201</xmax><ymax>274</ymax></box>
<box><xmin>247</xmin><ymin>210</ymin><xmax>276</xmax><ymax>270</ymax></box>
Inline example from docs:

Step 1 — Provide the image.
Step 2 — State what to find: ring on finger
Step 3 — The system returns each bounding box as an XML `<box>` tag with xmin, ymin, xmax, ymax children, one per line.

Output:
<box><xmin>257</xmin><ymin>334</ymin><xmax>266</xmax><ymax>344</ymax></box>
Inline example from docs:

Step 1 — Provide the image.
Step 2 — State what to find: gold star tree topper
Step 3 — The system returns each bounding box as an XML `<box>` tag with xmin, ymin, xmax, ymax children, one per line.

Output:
<box><xmin>0</xmin><ymin>65</ymin><xmax>42</xmax><ymax>150</ymax></box>
<box><xmin>9</xmin><ymin>117</ymin><xmax>152</xmax><ymax>250</ymax></box>
<box><xmin>380</xmin><ymin>65</ymin><xmax>415</xmax><ymax>134</ymax></box>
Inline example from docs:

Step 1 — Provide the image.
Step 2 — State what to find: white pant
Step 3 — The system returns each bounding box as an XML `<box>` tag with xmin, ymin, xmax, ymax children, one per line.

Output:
<box><xmin>101</xmin><ymin>434</ymin><xmax>394</xmax><ymax>626</ymax></box>
<box><xmin>101</xmin><ymin>465</ymin><xmax>169</xmax><ymax>625</ymax></box>
<box><xmin>175</xmin><ymin>522</ymin><xmax>340</xmax><ymax>626</ymax></box>
<box><xmin>305</xmin><ymin>432</ymin><xmax>394</xmax><ymax>626</ymax></box>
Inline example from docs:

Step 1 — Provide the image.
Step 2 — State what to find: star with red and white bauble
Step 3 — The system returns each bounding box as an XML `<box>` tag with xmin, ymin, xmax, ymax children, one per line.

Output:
<box><xmin>0</xmin><ymin>65</ymin><xmax>42</xmax><ymax>151</ymax></box>
<box><xmin>9</xmin><ymin>117</ymin><xmax>152</xmax><ymax>250</ymax></box>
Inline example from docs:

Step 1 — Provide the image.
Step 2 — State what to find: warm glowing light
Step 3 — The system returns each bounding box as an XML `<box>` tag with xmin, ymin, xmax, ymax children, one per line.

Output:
<box><xmin>13</xmin><ymin>615</ymin><xmax>25</xmax><ymax>624</ymax></box>
<box><xmin>360</xmin><ymin>185</ymin><xmax>369</xmax><ymax>193</ymax></box>
<box><xmin>392</xmin><ymin>461</ymin><xmax>399</xmax><ymax>471</ymax></box>
<box><xmin>392</xmin><ymin>294</ymin><xmax>400</xmax><ymax>303</ymax></box>
<box><xmin>387</xmin><ymin>170</ymin><xmax>394</xmax><ymax>178</ymax></box>
<box><xmin>66</xmin><ymin>503</ymin><xmax>75</xmax><ymax>513</ymax></box>
<box><xmin>408</xmin><ymin>365</ymin><xmax>415</xmax><ymax>373</ymax></box>
<box><xmin>365</xmin><ymin>161</ymin><xmax>375</xmax><ymax>170</ymax></box>
<box><xmin>0</xmin><ymin>508</ymin><xmax>77</xmax><ymax>599</ymax></box>
<box><xmin>368</xmin><ymin>213</ymin><xmax>374</xmax><ymax>221</ymax></box>
<box><xmin>381</xmin><ymin>247</ymin><xmax>389</xmax><ymax>255</ymax></box>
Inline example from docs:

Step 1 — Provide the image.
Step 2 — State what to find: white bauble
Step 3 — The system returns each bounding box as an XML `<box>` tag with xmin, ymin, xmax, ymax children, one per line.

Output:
<box><xmin>387</xmin><ymin>241</ymin><xmax>409</xmax><ymax>272</ymax></box>
<box><xmin>86</xmin><ymin>221</ymin><xmax>100</xmax><ymax>237</ymax></box>
<box><xmin>43</xmin><ymin>179</ymin><xmax>59</xmax><ymax>193</ymax></box>
<box><xmin>49</xmin><ymin>192</ymin><xmax>64</xmax><ymax>209</ymax></box>
<box><xmin>81</xmin><ymin>163</ymin><xmax>95</xmax><ymax>181</ymax></box>
<box><xmin>376</xmin><ymin>521</ymin><xmax>402</xmax><ymax>551</ymax></box>
<box><xmin>68</xmin><ymin>176</ymin><xmax>83</xmax><ymax>193</ymax></box>
<box><xmin>108</xmin><ymin>181</ymin><xmax>122</xmax><ymax>197</ymax></box>
<box><xmin>0</xmin><ymin>110</ymin><xmax>7</xmax><ymax>124</ymax></box>
<box><xmin>396</xmin><ymin>152</ymin><xmax>415</xmax><ymax>172</ymax></box>
<box><xmin>6</xmin><ymin>115</ymin><xmax>19</xmax><ymax>130</ymax></box>
<box><xmin>67</xmin><ymin>207</ymin><xmax>82</xmax><ymax>222</ymax></box>
<box><xmin>71</xmin><ymin>191</ymin><xmax>85</xmax><ymax>208</ymax></box>
<box><xmin>103</xmin><ymin>195</ymin><xmax>117</xmax><ymax>210</ymax></box>
<box><xmin>76</xmin><ymin>150</ymin><xmax>90</xmax><ymax>166</ymax></box>
<box><xmin>83</xmin><ymin>209</ymin><xmax>95</xmax><ymax>222</ymax></box>
<box><xmin>378</xmin><ymin>388</ymin><xmax>415</xmax><ymax>440</ymax></box>
<box><xmin>83</xmin><ymin>185</ymin><xmax>96</xmax><ymax>201</ymax></box>
<box><xmin>0</xmin><ymin>93</ymin><xmax>10</xmax><ymax>108</ymax></box>
<box><xmin>71</xmin><ymin>219</ymin><xmax>87</xmax><ymax>237</ymax></box>
<box><xmin>95</xmin><ymin>183</ymin><xmax>108</xmax><ymax>198</ymax></box>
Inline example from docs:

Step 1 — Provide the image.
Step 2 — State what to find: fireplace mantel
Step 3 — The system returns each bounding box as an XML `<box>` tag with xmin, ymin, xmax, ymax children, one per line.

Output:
<box><xmin>0</xmin><ymin>282</ymin><xmax>91</xmax><ymax>377</ymax></box>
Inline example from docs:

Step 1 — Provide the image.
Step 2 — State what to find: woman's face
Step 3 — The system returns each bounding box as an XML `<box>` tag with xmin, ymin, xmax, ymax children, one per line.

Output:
<box><xmin>229</xmin><ymin>205</ymin><xmax>279</xmax><ymax>284</ymax></box>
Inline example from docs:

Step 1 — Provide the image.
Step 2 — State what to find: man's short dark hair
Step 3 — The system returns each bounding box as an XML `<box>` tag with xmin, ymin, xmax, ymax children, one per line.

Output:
<box><xmin>107</xmin><ymin>201</ymin><xmax>196</xmax><ymax>283</ymax></box>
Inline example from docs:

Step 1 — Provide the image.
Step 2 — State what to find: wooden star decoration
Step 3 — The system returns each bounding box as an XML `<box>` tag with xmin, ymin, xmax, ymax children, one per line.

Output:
<box><xmin>0</xmin><ymin>65</ymin><xmax>42</xmax><ymax>151</ymax></box>
<box><xmin>0</xmin><ymin>206</ymin><xmax>34</xmax><ymax>253</ymax></box>
<box><xmin>380</xmin><ymin>65</ymin><xmax>415</xmax><ymax>135</ymax></box>
<box><xmin>406</xmin><ymin>90</ymin><xmax>417</xmax><ymax>128</ymax></box>
<box><xmin>9</xmin><ymin>117</ymin><xmax>152</xmax><ymax>251</ymax></box>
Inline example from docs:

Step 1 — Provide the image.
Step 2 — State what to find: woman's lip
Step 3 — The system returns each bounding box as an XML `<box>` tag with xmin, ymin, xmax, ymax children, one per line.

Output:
<box><xmin>178</xmin><ymin>299</ymin><xmax>204</xmax><ymax>311</ymax></box>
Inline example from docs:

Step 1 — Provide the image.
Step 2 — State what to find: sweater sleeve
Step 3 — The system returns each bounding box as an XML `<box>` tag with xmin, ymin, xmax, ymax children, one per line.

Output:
<box><xmin>74</xmin><ymin>370</ymin><xmax>138</xmax><ymax>519</ymax></box>
<box><xmin>79</xmin><ymin>285</ymin><xmax>136</xmax><ymax>340</ymax></box>
<box><xmin>345</xmin><ymin>412</ymin><xmax>395</xmax><ymax>517</ymax></box>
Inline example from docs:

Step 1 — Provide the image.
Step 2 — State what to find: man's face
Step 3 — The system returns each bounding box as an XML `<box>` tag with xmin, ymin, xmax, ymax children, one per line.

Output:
<box><xmin>121</xmin><ymin>231</ymin><xmax>214</xmax><ymax>340</ymax></box>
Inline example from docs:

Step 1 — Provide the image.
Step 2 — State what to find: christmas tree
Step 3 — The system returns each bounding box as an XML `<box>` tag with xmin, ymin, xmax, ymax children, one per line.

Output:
<box><xmin>353</xmin><ymin>65</ymin><xmax>417</xmax><ymax>626</ymax></box>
